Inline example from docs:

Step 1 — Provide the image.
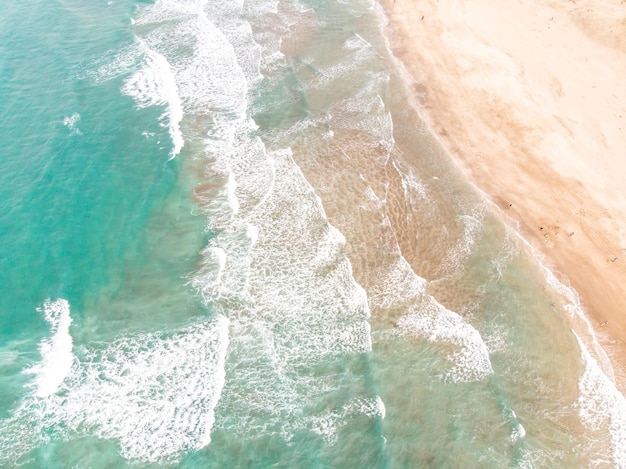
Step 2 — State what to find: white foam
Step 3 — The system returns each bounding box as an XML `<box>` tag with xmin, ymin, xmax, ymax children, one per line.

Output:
<box><xmin>121</xmin><ymin>41</ymin><xmax>184</xmax><ymax>159</ymax></box>
<box><xmin>120</xmin><ymin>0</ymin><xmax>379</xmax><ymax>447</ymax></box>
<box><xmin>57</xmin><ymin>0</ymin><xmax>384</xmax><ymax>457</ymax></box>
<box><xmin>332</xmin><ymin>89</ymin><xmax>394</xmax><ymax>153</ymax></box>
<box><xmin>224</xmin><ymin>171</ymin><xmax>240</xmax><ymax>217</ymax></box>
<box><xmin>397</xmin><ymin>303</ymin><xmax>493</xmax><ymax>383</ymax></box>
<box><xmin>396</xmin><ymin>163</ymin><xmax>429</xmax><ymax>203</ymax></box>
<box><xmin>132</xmin><ymin>0</ymin><xmax>206</xmax><ymax>25</ymax></box>
<box><xmin>205</xmin><ymin>0</ymin><xmax>263</xmax><ymax>87</ymax></box>
<box><xmin>71</xmin><ymin>316</ymin><xmax>230</xmax><ymax>462</ymax></box>
<box><xmin>483</xmin><ymin>181</ymin><xmax>626</xmax><ymax>464</ymax></box>
<box><xmin>490</xmin><ymin>228</ymin><xmax>520</xmax><ymax>282</ymax></box>
<box><xmin>543</xmin><ymin>267</ymin><xmax>615</xmax><ymax>381</ymax></box>
<box><xmin>363</xmin><ymin>185</ymin><xmax>380</xmax><ymax>202</ymax></box>
<box><xmin>511</xmin><ymin>422</ymin><xmax>526</xmax><ymax>443</ymax></box>
<box><xmin>1</xmin><ymin>301</ymin><xmax>230</xmax><ymax>465</ymax></box>
<box><xmin>372</xmin><ymin>255</ymin><xmax>493</xmax><ymax>383</ymax></box>
<box><xmin>308</xmin><ymin>396</ymin><xmax>386</xmax><ymax>444</ymax></box>
<box><xmin>503</xmin><ymin>407</ymin><xmax>526</xmax><ymax>443</ymax></box>
<box><xmin>62</xmin><ymin>113</ymin><xmax>82</xmax><ymax>136</ymax></box>
<box><xmin>376</xmin><ymin>395</ymin><xmax>386</xmax><ymax>419</ymax></box>
<box><xmin>437</xmin><ymin>205</ymin><xmax>487</xmax><ymax>277</ymax></box>
<box><xmin>195</xmin><ymin>146</ymin><xmax>375</xmax><ymax>441</ymax></box>
<box><xmin>78</xmin><ymin>43</ymin><xmax>142</xmax><ymax>83</ymax></box>
<box><xmin>246</xmin><ymin>223</ymin><xmax>259</xmax><ymax>247</ymax></box>
<box><xmin>86</xmin><ymin>0</ymin><xmax>255</xmax><ymax>163</ymax></box>
<box><xmin>308</xmin><ymin>33</ymin><xmax>382</xmax><ymax>91</ymax></box>
<box><xmin>195</xmin><ymin>246</ymin><xmax>227</xmax><ymax>302</ymax></box>
<box><xmin>281</xmin><ymin>31</ymin><xmax>394</xmax><ymax>156</ymax></box>
<box><xmin>576</xmin><ymin>334</ymin><xmax>626</xmax><ymax>467</ymax></box>
<box><xmin>138</xmin><ymin>14</ymin><xmax>247</xmax><ymax>119</ymax></box>
<box><xmin>77</xmin><ymin>31</ymin><xmax>186</xmax><ymax>160</ymax></box>
<box><xmin>497</xmin><ymin>209</ymin><xmax>615</xmax><ymax>383</ymax></box>
<box><xmin>24</xmin><ymin>299</ymin><xmax>74</xmax><ymax>398</ymax></box>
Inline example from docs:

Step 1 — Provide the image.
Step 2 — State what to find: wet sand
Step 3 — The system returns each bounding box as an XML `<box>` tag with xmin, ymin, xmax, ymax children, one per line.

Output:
<box><xmin>379</xmin><ymin>0</ymin><xmax>626</xmax><ymax>382</ymax></box>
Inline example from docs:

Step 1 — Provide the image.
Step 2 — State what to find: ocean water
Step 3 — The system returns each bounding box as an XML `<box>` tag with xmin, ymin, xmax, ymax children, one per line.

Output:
<box><xmin>1</xmin><ymin>0</ymin><xmax>625</xmax><ymax>467</ymax></box>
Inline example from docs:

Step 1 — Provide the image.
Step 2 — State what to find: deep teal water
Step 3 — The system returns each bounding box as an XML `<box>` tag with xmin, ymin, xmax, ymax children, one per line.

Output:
<box><xmin>0</xmin><ymin>0</ymin><xmax>205</xmax><ymax>425</ymax></box>
<box><xmin>0</xmin><ymin>1</ymin><xmax>187</xmax><ymax>326</ymax></box>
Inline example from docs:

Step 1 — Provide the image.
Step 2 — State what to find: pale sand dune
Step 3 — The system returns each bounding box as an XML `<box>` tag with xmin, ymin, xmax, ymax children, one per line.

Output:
<box><xmin>380</xmin><ymin>0</ymin><xmax>626</xmax><ymax>379</ymax></box>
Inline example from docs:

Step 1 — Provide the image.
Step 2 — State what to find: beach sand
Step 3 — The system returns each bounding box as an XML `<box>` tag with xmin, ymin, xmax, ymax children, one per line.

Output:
<box><xmin>379</xmin><ymin>0</ymin><xmax>626</xmax><ymax>382</ymax></box>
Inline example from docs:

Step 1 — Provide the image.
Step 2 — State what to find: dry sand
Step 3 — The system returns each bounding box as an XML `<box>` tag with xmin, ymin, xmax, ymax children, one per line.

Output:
<box><xmin>379</xmin><ymin>0</ymin><xmax>626</xmax><ymax>378</ymax></box>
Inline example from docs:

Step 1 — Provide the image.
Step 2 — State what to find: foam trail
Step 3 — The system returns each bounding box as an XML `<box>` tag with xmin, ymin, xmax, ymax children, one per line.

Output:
<box><xmin>493</xmin><ymin>205</ymin><xmax>615</xmax><ymax>381</ymax></box>
<box><xmin>62</xmin><ymin>113</ymin><xmax>81</xmax><ymax>136</ymax></box>
<box><xmin>397</xmin><ymin>301</ymin><xmax>494</xmax><ymax>383</ymax></box>
<box><xmin>135</xmin><ymin>9</ymin><xmax>247</xmax><ymax>119</ymax></box>
<box><xmin>225</xmin><ymin>171</ymin><xmax>240</xmax><ymax>217</ymax></box>
<box><xmin>24</xmin><ymin>299</ymin><xmax>73</xmax><ymax>398</ymax></box>
<box><xmin>396</xmin><ymin>163</ymin><xmax>429</xmax><ymax>205</ymax></box>
<box><xmin>196</xmin><ymin>146</ymin><xmax>376</xmax><ymax>443</ymax></box>
<box><xmin>436</xmin><ymin>206</ymin><xmax>487</xmax><ymax>278</ymax></box>
<box><xmin>362</xmin><ymin>194</ymin><xmax>492</xmax><ymax>382</ymax></box>
<box><xmin>543</xmin><ymin>267</ymin><xmax>615</xmax><ymax>380</ymax></box>
<box><xmin>376</xmin><ymin>395</ymin><xmax>386</xmax><ymax>419</ymax></box>
<box><xmin>576</xmin><ymin>334</ymin><xmax>626</xmax><ymax>468</ymax></box>
<box><xmin>121</xmin><ymin>40</ymin><xmax>184</xmax><ymax>159</ymax></box>
<box><xmin>495</xmin><ymin>211</ymin><xmax>626</xmax><ymax>463</ymax></box>
<box><xmin>123</xmin><ymin>0</ymin><xmax>379</xmax><ymax>451</ymax></box>
<box><xmin>309</xmin><ymin>395</ymin><xmax>386</xmax><ymax>445</ymax></box>
<box><xmin>67</xmin><ymin>316</ymin><xmax>231</xmax><ymax>462</ymax></box>
<box><xmin>503</xmin><ymin>407</ymin><xmax>526</xmax><ymax>443</ymax></box>
<box><xmin>370</xmin><ymin>232</ymin><xmax>493</xmax><ymax>382</ymax></box>
<box><xmin>0</xmin><ymin>301</ymin><xmax>230</xmax><ymax>465</ymax></box>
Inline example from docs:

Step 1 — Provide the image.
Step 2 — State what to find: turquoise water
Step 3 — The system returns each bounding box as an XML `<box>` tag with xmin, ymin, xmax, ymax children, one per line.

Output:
<box><xmin>1</xmin><ymin>0</ymin><xmax>625</xmax><ymax>467</ymax></box>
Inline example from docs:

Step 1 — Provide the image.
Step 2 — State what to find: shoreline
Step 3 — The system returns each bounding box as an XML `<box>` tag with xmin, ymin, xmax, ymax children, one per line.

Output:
<box><xmin>378</xmin><ymin>0</ymin><xmax>626</xmax><ymax>384</ymax></box>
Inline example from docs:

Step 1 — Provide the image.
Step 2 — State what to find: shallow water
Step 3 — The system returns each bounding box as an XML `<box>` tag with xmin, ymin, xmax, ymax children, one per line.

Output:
<box><xmin>0</xmin><ymin>0</ymin><xmax>624</xmax><ymax>467</ymax></box>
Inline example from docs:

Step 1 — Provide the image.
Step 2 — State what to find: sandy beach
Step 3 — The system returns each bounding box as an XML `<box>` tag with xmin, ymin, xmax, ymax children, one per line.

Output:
<box><xmin>380</xmin><ymin>0</ymin><xmax>626</xmax><ymax>381</ymax></box>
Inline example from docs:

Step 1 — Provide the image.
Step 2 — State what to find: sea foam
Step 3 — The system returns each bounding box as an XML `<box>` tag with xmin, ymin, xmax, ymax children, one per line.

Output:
<box><xmin>121</xmin><ymin>41</ymin><xmax>184</xmax><ymax>159</ymax></box>
<box><xmin>62</xmin><ymin>113</ymin><xmax>82</xmax><ymax>136</ymax></box>
<box><xmin>62</xmin><ymin>316</ymin><xmax>230</xmax><ymax>463</ymax></box>
<box><xmin>508</xmin><ymin>215</ymin><xmax>626</xmax><ymax>465</ymax></box>
<box><xmin>1</xmin><ymin>300</ymin><xmax>230</xmax><ymax>465</ymax></box>
<box><xmin>437</xmin><ymin>204</ymin><xmax>487</xmax><ymax>278</ymax></box>
<box><xmin>125</xmin><ymin>0</ymin><xmax>380</xmax><ymax>446</ymax></box>
<box><xmin>576</xmin><ymin>334</ymin><xmax>626</xmax><ymax>468</ymax></box>
<box><xmin>24</xmin><ymin>298</ymin><xmax>73</xmax><ymax>398</ymax></box>
<box><xmin>535</xmin><ymin>239</ymin><xmax>626</xmax><ymax>467</ymax></box>
<box><xmin>196</xmin><ymin>145</ymin><xmax>377</xmax><ymax>441</ymax></box>
<box><xmin>105</xmin><ymin>0</ymin><xmax>378</xmax><ymax>451</ymax></box>
<box><xmin>372</xmin><ymin>253</ymin><xmax>493</xmax><ymax>383</ymax></box>
<box><xmin>397</xmin><ymin>303</ymin><xmax>494</xmax><ymax>383</ymax></box>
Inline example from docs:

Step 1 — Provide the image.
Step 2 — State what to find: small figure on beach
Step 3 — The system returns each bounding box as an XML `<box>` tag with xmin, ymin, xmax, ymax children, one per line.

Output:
<box><xmin>602</xmin><ymin>321</ymin><xmax>608</xmax><ymax>326</ymax></box>
<box><xmin>612</xmin><ymin>257</ymin><xmax>618</xmax><ymax>263</ymax></box>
